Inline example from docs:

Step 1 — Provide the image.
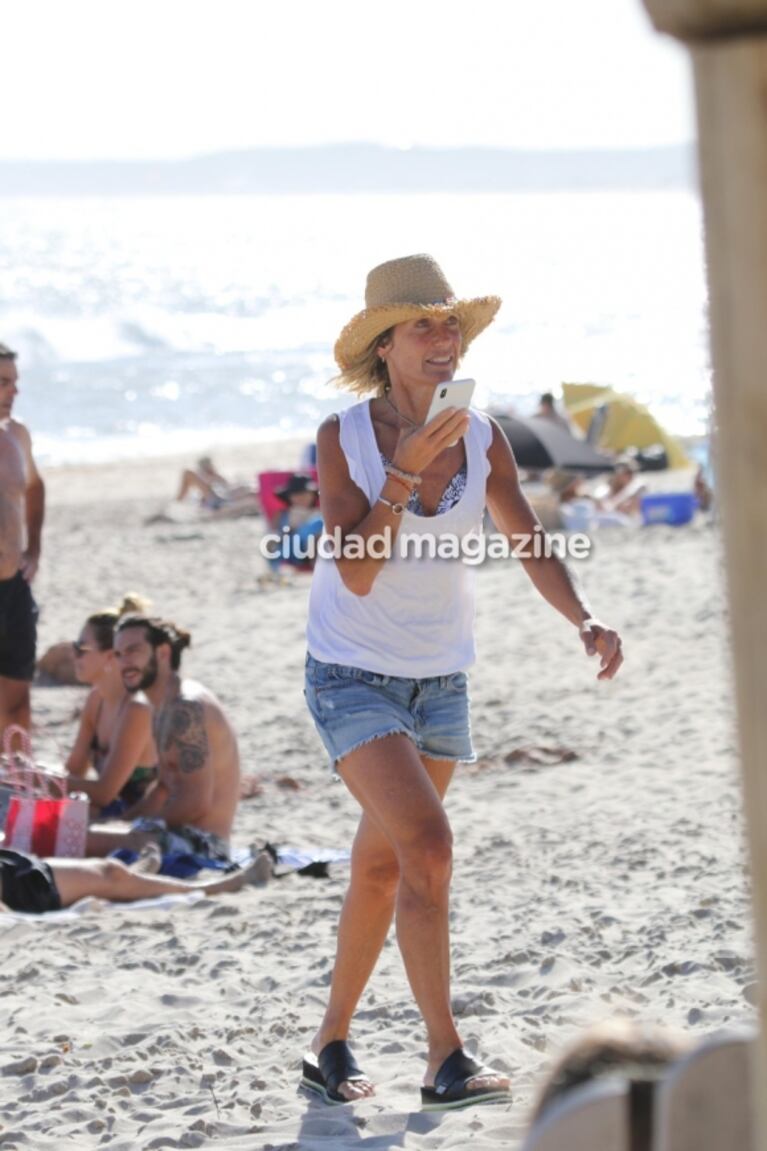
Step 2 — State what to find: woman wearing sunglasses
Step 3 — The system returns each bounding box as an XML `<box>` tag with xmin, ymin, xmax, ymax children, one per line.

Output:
<box><xmin>65</xmin><ymin>594</ymin><xmax>158</xmax><ymax>818</ymax></box>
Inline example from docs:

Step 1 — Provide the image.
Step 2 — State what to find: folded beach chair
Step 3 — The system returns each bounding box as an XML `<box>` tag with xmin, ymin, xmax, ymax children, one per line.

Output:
<box><xmin>653</xmin><ymin>1029</ymin><xmax>756</xmax><ymax>1151</ymax></box>
<box><xmin>520</xmin><ymin>1077</ymin><xmax>631</xmax><ymax>1151</ymax></box>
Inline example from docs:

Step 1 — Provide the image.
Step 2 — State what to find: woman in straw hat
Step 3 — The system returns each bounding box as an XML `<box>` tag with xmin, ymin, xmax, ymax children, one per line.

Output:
<box><xmin>301</xmin><ymin>254</ymin><xmax>623</xmax><ymax>1109</ymax></box>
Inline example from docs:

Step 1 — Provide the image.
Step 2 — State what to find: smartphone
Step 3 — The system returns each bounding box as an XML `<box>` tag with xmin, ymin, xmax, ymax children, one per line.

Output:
<box><xmin>424</xmin><ymin>378</ymin><xmax>476</xmax><ymax>446</ymax></box>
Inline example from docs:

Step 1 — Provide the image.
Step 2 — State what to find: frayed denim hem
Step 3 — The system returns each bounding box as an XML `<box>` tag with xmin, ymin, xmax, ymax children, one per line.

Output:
<box><xmin>331</xmin><ymin>729</ymin><xmax>475</xmax><ymax>775</ymax></box>
<box><xmin>420</xmin><ymin>750</ymin><xmax>477</xmax><ymax>765</ymax></box>
<box><xmin>332</xmin><ymin>726</ymin><xmax>413</xmax><ymax>774</ymax></box>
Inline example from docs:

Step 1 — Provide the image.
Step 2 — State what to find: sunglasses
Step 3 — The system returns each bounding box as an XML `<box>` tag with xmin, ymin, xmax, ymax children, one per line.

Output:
<box><xmin>72</xmin><ymin>640</ymin><xmax>96</xmax><ymax>657</ymax></box>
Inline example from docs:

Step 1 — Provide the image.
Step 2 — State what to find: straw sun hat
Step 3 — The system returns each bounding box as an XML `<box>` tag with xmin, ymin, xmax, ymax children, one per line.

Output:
<box><xmin>333</xmin><ymin>254</ymin><xmax>501</xmax><ymax>387</ymax></box>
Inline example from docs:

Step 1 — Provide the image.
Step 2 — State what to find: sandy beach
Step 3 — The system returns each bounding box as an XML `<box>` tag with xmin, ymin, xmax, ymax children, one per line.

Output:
<box><xmin>0</xmin><ymin>440</ymin><xmax>754</xmax><ymax>1151</ymax></box>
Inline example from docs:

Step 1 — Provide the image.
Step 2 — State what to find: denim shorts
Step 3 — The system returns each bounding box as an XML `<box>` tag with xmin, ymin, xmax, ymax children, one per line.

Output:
<box><xmin>304</xmin><ymin>653</ymin><xmax>475</xmax><ymax>768</ymax></box>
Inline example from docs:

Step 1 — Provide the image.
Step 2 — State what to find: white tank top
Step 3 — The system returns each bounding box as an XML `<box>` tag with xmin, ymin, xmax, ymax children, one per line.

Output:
<box><xmin>306</xmin><ymin>401</ymin><xmax>492</xmax><ymax>677</ymax></box>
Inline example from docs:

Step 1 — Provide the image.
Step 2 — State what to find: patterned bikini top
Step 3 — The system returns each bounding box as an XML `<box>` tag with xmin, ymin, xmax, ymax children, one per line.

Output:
<box><xmin>380</xmin><ymin>454</ymin><xmax>468</xmax><ymax>516</ymax></box>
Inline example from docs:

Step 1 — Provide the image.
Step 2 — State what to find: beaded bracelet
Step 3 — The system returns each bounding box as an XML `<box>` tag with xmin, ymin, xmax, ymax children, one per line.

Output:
<box><xmin>385</xmin><ymin>471</ymin><xmax>416</xmax><ymax>495</ymax></box>
<box><xmin>385</xmin><ymin>462</ymin><xmax>422</xmax><ymax>487</ymax></box>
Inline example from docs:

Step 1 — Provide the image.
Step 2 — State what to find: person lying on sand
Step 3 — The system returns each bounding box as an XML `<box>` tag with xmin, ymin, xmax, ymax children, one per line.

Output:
<box><xmin>85</xmin><ymin>615</ymin><xmax>240</xmax><ymax>864</ymax></box>
<box><xmin>175</xmin><ymin>456</ymin><xmax>260</xmax><ymax>516</ymax></box>
<box><xmin>65</xmin><ymin>593</ymin><xmax>158</xmax><ymax>818</ymax></box>
<box><xmin>0</xmin><ymin>846</ymin><xmax>271</xmax><ymax>914</ymax></box>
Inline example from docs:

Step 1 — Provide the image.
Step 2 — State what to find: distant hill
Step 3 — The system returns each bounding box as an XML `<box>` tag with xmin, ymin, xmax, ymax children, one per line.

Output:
<box><xmin>0</xmin><ymin>143</ymin><xmax>696</xmax><ymax>195</ymax></box>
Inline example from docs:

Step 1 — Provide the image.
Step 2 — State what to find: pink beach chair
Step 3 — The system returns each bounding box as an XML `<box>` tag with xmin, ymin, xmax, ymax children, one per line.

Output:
<box><xmin>257</xmin><ymin>469</ymin><xmax>319</xmax><ymax>528</ymax></box>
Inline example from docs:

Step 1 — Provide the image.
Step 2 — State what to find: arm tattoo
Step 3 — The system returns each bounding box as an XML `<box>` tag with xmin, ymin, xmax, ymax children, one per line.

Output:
<box><xmin>158</xmin><ymin>699</ymin><xmax>209</xmax><ymax>774</ymax></box>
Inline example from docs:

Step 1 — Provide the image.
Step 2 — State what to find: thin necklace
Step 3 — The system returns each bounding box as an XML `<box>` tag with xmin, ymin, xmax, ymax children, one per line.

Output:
<box><xmin>384</xmin><ymin>392</ymin><xmax>421</xmax><ymax>429</ymax></box>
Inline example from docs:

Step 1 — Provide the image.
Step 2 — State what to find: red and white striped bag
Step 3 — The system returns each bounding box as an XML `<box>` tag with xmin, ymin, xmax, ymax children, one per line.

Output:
<box><xmin>1</xmin><ymin>726</ymin><xmax>88</xmax><ymax>858</ymax></box>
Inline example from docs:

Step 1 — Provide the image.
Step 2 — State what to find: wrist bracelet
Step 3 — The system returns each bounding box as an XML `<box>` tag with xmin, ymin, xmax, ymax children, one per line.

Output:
<box><xmin>385</xmin><ymin>462</ymin><xmax>422</xmax><ymax>487</ymax></box>
<box><xmin>385</xmin><ymin>472</ymin><xmax>415</xmax><ymax>495</ymax></box>
<box><xmin>378</xmin><ymin>496</ymin><xmax>405</xmax><ymax>516</ymax></box>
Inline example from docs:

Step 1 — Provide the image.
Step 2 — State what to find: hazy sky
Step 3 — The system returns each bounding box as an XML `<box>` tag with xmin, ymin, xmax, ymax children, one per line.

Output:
<box><xmin>4</xmin><ymin>0</ymin><xmax>694</xmax><ymax>161</ymax></box>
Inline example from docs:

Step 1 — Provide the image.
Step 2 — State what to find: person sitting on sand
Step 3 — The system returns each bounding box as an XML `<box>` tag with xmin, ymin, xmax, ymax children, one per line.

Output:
<box><xmin>85</xmin><ymin>615</ymin><xmax>240</xmax><ymax>863</ymax></box>
<box><xmin>535</xmin><ymin>391</ymin><xmax>577</xmax><ymax>435</ymax></box>
<box><xmin>597</xmin><ymin>459</ymin><xmax>647</xmax><ymax>517</ymax></box>
<box><xmin>547</xmin><ymin>462</ymin><xmax>647</xmax><ymax>530</ymax></box>
<box><xmin>266</xmin><ymin>473</ymin><xmax>323</xmax><ymax>574</ymax></box>
<box><xmin>65</xmin><ymin>594</ymin><xmax>158</xmax><ymax>818</ymax></box>
<box><xmin>694</xmin><ymin>465</ymin><xmax>713</xmax><ymax>512</ymax></box>
<box><xmin>175</xmin><ymin>456</ymin><xmax>260</xmax><ymax>515</ymax></box>
<box><xmin>0</xmin><ymin>846</ymin><xmax>271</xmax><ymax>915</ymax></box>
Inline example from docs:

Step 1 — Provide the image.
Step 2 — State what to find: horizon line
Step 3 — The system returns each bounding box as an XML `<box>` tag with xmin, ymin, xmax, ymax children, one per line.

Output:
<box><xmin>0</xmin><ymin>141</ymin><xmax>696</xmax><ymax>166</ymax></box>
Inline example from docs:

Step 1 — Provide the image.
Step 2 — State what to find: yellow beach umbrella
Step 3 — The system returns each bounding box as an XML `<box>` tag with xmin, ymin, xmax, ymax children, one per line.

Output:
<box><xmin>561</xmin><ymin>382</ymin><xmax>691</xmax><ymax>470</ymax></box>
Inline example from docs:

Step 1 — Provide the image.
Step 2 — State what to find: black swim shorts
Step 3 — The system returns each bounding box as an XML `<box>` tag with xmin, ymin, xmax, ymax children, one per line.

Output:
<box><xmin>0</xmin><ymin>849</ymin><xmax>61</xmax><ymax>913</ymax></box>
<box><xmin>0</xmin><ymin>571</ymin><xmax>38</xmax><ymax>681</ymax></box>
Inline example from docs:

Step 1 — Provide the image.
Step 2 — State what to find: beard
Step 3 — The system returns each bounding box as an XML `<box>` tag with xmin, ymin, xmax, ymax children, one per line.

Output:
<box><xmin>125</xmin><ymin>651</ymin><xmax>158</xmax><ymax>693</ymax></box>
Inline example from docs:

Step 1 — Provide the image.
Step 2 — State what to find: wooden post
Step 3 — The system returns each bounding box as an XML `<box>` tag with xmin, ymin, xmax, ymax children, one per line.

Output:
<box><xmin>642</xmin><ymin>2</ymin><xmax>767</xmax><ymax>1147</ymax></box>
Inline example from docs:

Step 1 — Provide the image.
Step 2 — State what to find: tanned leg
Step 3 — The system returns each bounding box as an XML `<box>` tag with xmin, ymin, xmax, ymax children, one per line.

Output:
<box><xmin>0</xmin><ymin>677</ymin><xmax>31</xmax><ymax>744</ymax></box>
<box><xmin>310</xmin><ymin>736</ymin><xmax>464</xmax><ymax>1100</ymax></box>
<box><xmin>49</xmin><ymin>853</ymin><xmax>271</xmax><ymax>906</ymax></box>
<box><xmin>319</xmin><ymin>737</ymin><xmax>509</xmax><ymax>1099</ymax></box>
<box><xmin>84</xmin><ymin>825</ymin><xmax>159</xmax><ymax>857</ymax></box>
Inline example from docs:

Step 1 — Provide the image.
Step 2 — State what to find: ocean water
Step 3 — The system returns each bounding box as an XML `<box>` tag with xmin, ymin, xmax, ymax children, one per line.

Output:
<box><xmin>0</xmin><ymin>191</ymin><xmax>710</xmax><ymax>465</ymax></box>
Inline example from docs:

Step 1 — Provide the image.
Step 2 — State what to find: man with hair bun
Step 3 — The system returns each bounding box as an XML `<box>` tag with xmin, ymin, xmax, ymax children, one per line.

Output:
<box><xmin>0</xmin><ymin>342</ymin><xmax>45</xmax><ymax>741</ymax></box>
<box><xmin>86</xmin><ymin>614</ymin><xmax>241</xmax><ymax>863</ymax></box>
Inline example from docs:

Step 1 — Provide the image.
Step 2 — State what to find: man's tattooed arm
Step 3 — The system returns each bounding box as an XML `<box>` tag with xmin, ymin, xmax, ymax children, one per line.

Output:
<box><xmin>160</xmin><ymin>700</ymin><xmax>209</xmax><ymax>774</ymax></box>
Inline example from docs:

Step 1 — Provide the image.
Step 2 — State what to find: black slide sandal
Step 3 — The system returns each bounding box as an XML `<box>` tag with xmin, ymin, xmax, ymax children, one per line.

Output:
<box><xmin>301</xmin><ymin>1040</ymin><xmax>368</xmax><ymax>1105</ymax></box>
<box><xmin>421</xmin><ymin>1048</ymin><xmax>512</xmax><ymax>1111</ymax></box>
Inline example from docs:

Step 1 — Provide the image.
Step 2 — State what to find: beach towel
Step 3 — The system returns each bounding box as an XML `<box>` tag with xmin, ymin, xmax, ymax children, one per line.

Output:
<box><xmin>109</xmin><ymin>843</ymin><xmax>351</xmax><ymax>879</ymax></box>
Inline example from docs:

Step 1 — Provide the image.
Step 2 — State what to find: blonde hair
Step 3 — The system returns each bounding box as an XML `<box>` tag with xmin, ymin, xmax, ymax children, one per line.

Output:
<box><xmin>85</xmin><ymin>593</ymin><xmax>152</xmax><ymax>651</ymax></box>
<box><xmin>332</xmin><ymin>321</ymin><xmax>468</xmax><ymax>397</ymax></box>
<box><xmin>332</xmin><ymin>327</ymin><xmax>394</xmax><ymax>397</ymax></box>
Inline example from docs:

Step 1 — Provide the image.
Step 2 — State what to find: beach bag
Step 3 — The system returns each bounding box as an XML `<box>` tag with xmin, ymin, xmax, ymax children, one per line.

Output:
<box><xmin>0</xmin><ymin>724</ymin><xmax>35</xmax><ymax>827</ymax></box>
<box><xmin>1</xmin><ymin>726</ymin><xmax>88</xmax><ymax>858</ymax></box>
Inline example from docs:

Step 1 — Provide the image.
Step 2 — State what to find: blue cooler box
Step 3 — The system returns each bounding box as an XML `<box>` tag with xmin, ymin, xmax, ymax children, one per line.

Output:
<box><xmin>640</xmin><ymin>492</ymin><xmax>697</xmax><ymax>526</ymax></box>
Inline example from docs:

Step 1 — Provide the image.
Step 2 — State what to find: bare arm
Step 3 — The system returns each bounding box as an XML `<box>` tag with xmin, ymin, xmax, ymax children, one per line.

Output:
<box><xmin>13</xmin><ymin>421</ymin><xmax>45</xmax><ymax>582</ymax></box>
<box><xmin>123</xmin><ymin>778</ymin><xmax>168</xmax><ymax>819</ymax></box>
<box><xmin>65</xmin><ymin>690</ymin><xmax>100</xmax><ymax>777</ymax></box>
<box><xmin>156</xmin><ymin>699</ymin><xmax>215</xmax><ymax>826</ymax></box>
<box><xmin>67</xmin><ymin>699</ymin><xmax>153</xmax><ymax>807</ymax></box>
<box><xmin>24</xmin><ymin>476</ymin><xmax>44</xmax><ymax>580</ymax></box>
<box><xmin>317</xmin><ymin>406</ymin><xmax>470</xmax><ymax>597</ymax></box>
<box><xmin>486</xmin><ymin>419</ymin><xmax>623</xmax><ymax>680</ymax></box>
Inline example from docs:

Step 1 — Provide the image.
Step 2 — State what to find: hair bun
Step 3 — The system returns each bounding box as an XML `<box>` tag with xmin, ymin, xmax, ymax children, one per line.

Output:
<box><xmin>116</xmin><ymin>592</ymin><xmax>151</xmax><ymax>617</ymax></box>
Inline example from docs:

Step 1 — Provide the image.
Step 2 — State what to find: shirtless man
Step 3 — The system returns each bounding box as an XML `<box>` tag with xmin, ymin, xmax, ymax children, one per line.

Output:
<box><xmin>85</xmin><ymin>615</ymin><xmax>241</xmax><ymax>859</ymax></box>
<box><xmin>0</xmin><ymin>344</ymin><xmax>45</xmax><ymax>738</ymax></box>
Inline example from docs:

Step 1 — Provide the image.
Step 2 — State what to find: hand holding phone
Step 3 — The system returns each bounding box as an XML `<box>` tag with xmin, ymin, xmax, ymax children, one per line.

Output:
<box><xmin>424</xmin><ymin>378</ymin><xmax>475</xmax><ymax>446</ymax></box>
